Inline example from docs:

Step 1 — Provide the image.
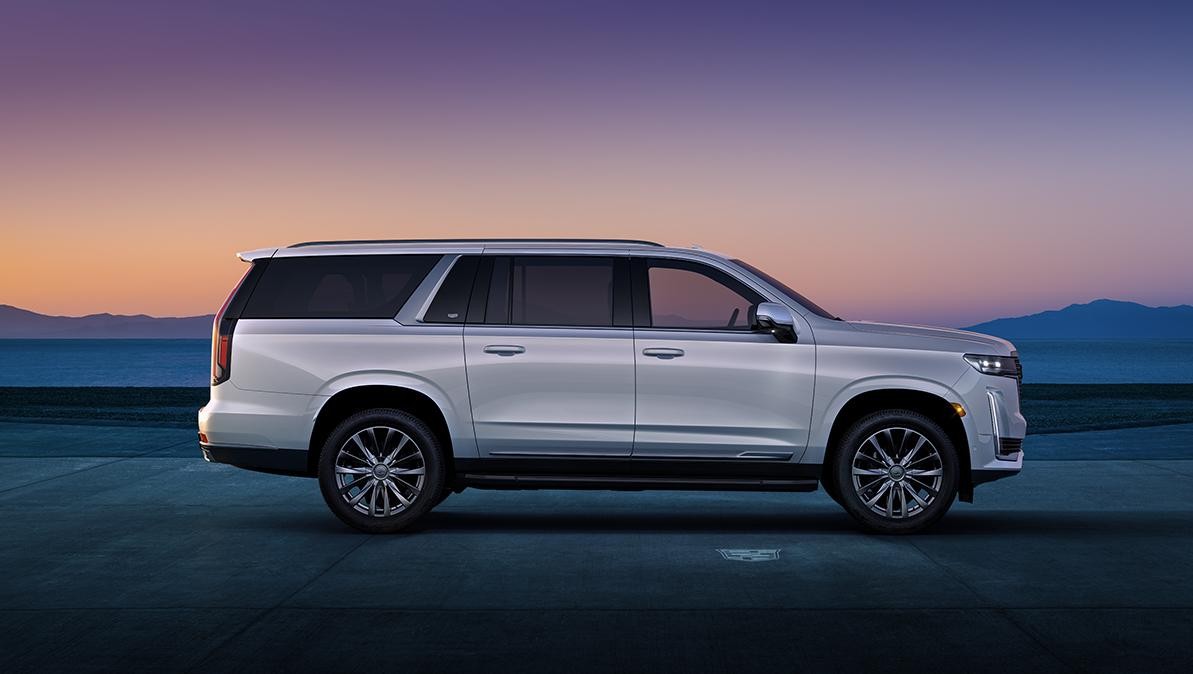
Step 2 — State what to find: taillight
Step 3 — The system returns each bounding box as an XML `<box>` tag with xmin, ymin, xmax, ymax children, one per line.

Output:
<box><xmin>211</xmin><ymin>267</ymin><xmax>252</xmax><ymax>386</ymax></box>
<box><xmin>211</xmin><ymin>321</ymin><xmax>233</xmax><ymax>385</ymax></box>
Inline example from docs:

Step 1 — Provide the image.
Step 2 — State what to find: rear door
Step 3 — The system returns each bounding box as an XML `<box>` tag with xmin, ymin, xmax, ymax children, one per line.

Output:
<box><xmin>463</xmin><ymin>254</ymin><xmax>636</xmax><ymax>457</ymax></box>
<box><xmin>631</xmin><ymin>256</ymin><xmax>815</xmax><ymax>460</ymax></box>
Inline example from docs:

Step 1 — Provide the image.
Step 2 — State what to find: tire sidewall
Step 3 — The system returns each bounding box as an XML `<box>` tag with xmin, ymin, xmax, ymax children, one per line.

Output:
<box><xmin>832</xmin><ymin>409</ymin><xmax>959</xmax><ymax>534</ymax></box>
<box><xmin>317</xmin><ymin>408</ymin><xmax>445</xmax><ymax>534</ymax></box>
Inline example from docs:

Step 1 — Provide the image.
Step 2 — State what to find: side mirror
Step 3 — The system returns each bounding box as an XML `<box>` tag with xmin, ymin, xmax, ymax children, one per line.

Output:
<box><xmin>750</xmin><ymin>302</ymin><xmax>798</xmax><ymax>343</ymax></box>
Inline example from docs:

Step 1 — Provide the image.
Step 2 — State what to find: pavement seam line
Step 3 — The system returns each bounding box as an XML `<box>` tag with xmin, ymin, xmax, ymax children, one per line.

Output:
<box><xmin>0</xmin><ymin>457</ymin><xmax>128</xmax><ymax>495</ymax></box>
<box><xmin>0</xmin><ymin>438</ymin><xmax>198</xmax><ymax>495</ymax></box>
<box><xmin>0</xmin><ymin>439</ymin><xmax>197</xmax><ymax>460</ymax></box>
<box><xmin>185</xmin><ymin>534</ymin><xmax>376</xmax><ymax>672</ymax></box>
<box><xmin>904</xmin><ymin>537</ymin><xmax>1078</xmax><ymax>673</ymax></box>
<box><xmin>1136</xmin><ymin>459</ymin><xmax>1193</xmax><ymax>478</ymax></box>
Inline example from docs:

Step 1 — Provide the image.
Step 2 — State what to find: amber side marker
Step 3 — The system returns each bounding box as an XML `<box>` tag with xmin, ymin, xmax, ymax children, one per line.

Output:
<box><xmin>951</xmin><ymin>403</ymin><xmax>967</xmax><ymax>417</ymax></box>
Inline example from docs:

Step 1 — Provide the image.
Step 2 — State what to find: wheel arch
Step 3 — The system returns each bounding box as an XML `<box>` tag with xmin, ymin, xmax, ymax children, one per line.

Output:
<box><xmin>307</xmin><ymin>384</ymin><xmax>459</xmax><ymax>479</ymax></box>
<box><xmin>820</xmin><ymin>387</ymin><xmax>974</xmax><ymax>502</ymax></box>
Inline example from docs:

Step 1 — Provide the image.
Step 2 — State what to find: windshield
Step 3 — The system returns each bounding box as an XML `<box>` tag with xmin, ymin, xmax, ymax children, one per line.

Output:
<box><xmin>730</xmin><ymin>259</ymin><xmax>840</xmax><ymax>320</ymax></box>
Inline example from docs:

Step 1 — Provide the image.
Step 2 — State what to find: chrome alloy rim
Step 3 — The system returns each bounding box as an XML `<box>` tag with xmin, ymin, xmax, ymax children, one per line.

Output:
<box><xmin>334</xmin><ymin>426</ymin><xmax>426</xmax><ymax>517</ymax></box>
<box><xmin>851</xmin><ymin>427</ymin><xmax>944</xmax><ymax>519</ymax></box>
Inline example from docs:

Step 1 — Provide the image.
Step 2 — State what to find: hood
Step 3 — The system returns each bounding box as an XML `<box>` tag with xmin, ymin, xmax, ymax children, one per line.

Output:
<box><xmin>846</xmin><ymin>321</ymin><xmax>1016</xmax><ymax>355</ymax></box>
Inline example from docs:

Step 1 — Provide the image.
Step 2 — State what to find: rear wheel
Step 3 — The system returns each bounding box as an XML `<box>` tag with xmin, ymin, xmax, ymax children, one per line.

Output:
<box><xmin>821</xmin><ymin>473</ymin><xmax>845</xmax><ymax>507</ymax></box>
<box><xmin>317</xmin><ymin>409</ymin><xmax>445</xmax><ymax>534</ymax></box>
<box><xmin>831</xmin><ymin>410</ymin><xmax>959</xmax><ymax>534</ymax></box>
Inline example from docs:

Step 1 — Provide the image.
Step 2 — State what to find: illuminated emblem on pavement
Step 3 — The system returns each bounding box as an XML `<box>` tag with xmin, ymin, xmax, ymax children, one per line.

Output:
<box><xmin>717</xmin><ymin>549</ymin><xmax>781</xmax><ymax>562</ymax></box>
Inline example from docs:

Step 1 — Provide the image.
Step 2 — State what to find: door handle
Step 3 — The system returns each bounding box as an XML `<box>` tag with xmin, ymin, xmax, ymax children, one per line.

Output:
<box><xmin>483</xmin><ymin>345</ymin><xmax>526</xmax><ymax>356</ymax></box>
<box><xmin>642</xmin><ymin>347</ymin><xmax>684</xmax><ymax>359</ymax></box>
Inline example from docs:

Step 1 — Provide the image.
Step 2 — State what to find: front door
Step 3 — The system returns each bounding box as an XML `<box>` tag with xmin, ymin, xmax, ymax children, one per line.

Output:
<box><xmin>463</xmin><ymin>254</ymin><xmax>635</xmax><ymax>457</ymax></box>
<box><xmin>631</xmin><ymin>257</ymin><xmax>815</xmax><ymax>460</ymax></box>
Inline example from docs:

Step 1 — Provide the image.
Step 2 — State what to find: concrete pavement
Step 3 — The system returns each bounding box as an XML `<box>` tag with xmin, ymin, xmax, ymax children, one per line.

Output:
<box><xmin>1</xmin><ymin>421</ymin><xmax>1193</xmax><ymax>672</ymax></box>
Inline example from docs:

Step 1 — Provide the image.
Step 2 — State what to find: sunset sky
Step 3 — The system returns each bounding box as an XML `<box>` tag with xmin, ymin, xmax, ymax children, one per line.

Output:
<box><xmin>2</xmin><ymin>1</ymin><xmax>1192</xmax><ymax>327</ymax></box>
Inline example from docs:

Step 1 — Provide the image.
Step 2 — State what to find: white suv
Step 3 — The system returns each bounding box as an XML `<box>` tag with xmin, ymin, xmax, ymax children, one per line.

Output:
<box><xmin>198</xmin><ymin>239</ymin><xmax>1025</xmax><ymax>534</ymax></box>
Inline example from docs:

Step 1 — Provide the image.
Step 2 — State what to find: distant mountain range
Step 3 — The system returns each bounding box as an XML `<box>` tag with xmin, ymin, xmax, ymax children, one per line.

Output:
<box><xmin>964</xmin><ymin>299</ymin><xmax>1193</xmax><ymax>339</ymax></box>
<box><xmin>2</xmin><ymin>299</ymin><xmax>1191</xmax><ymax>339</ymax></box>
<box><xmin>0</xmin><ymin>305</ymin><xmax>214</xmax><ymax>339</ymax></box>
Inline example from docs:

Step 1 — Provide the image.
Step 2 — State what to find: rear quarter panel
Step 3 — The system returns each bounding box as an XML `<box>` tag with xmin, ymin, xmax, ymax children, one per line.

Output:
<box><xmin>229</xmin><ymin>319</ymin><xmax>478</xmax><ymax>457</ymax></box>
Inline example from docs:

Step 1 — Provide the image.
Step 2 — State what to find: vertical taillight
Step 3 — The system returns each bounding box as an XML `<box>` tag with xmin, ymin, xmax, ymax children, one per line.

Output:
<box><xmin>211</xmin><ymin>321</ymin><xmax>233</xmax><ymax>385</ymax></box>
<box><xmin>211</xmin><ymin>266</ymin><xmax>254</xmax><ymax>386</ymax></box>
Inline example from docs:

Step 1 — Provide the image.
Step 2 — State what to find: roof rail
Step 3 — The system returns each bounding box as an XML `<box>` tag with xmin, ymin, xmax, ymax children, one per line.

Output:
<box><xmin>288</xmin><ymin>238</ymin><xmax>663</xmax><ymax>248</ymax></box>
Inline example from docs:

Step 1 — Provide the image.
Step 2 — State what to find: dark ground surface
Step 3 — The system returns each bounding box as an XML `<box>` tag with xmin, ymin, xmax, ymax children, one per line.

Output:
<box><xmin>6</xmin><ymin>384</ymin><xmax>1193</xmax><ymax>434</ymax></box>
<box><xmin>1</xmin><ymin>420</ymin><xmax>1193</xmax><ymax>672</ymax></box>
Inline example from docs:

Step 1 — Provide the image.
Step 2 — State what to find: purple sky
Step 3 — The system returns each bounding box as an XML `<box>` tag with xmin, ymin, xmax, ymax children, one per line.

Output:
<box><xmin>2</xmin><ymin>1</ymin><xmax>1192</xmax><ymax>325</ymax></box>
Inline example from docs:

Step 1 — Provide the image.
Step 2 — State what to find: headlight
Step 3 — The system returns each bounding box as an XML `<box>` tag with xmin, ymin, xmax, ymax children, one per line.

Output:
<box><xmin>964</xmin><ymin>354</ymin><xmax>1020</xmax><ymax>378</ymax></box>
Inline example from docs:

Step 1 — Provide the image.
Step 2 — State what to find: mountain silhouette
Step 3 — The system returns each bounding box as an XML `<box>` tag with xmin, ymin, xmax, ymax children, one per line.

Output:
<box><xmin>964</xmin><ymin>299</ymin><xmax>1193</xmax><ymax>339</ymax></box>
<box><xmin>3</xmin><ymin>299</ymin><xmax>1190</xmax><ymax>339</ymax></box>
<box><xmin>0</xmin><ymin>304</ymin><xmax>214</xmax><ymax>338</ymax></box>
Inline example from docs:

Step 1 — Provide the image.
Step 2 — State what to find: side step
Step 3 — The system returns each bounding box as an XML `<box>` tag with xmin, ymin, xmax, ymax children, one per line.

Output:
<box><xmin>458</xmin><ymin>473</ymin><xmax>819</xmax><ymax>492</ymax></box>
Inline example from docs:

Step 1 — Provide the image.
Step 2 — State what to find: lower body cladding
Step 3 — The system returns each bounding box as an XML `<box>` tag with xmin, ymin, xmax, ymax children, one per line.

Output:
<box><xmin>451</xmin><ymin>457</ymin><xmax>821</xmax><ymax>492</ymax></box>
<box><xmin>199</xmin><ymin>445</ymin><xmax>819</xmax><ymax>491</ymax></box>
<box><xmin>200</xmin><ymin>444</ymin><xmax>1023</xmax><ymax>493</ymax></box>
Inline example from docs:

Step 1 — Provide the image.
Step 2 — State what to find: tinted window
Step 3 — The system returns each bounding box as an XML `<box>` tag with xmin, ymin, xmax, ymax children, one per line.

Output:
<box><xmin>423</xmin><ymin>256</ymin><xmax>479</xmax><ymax>323</ymax></box>
<box><xmin>646</xmin><ymin>260</ymin><xmax>763</xmax><ymax>329</ymax></box>
<box><xmin>730</xmin><ymin>258</ymin><xmax>837</xmax><ymax>320</ymax></box>
<box><xmin>485</xmin><ymin>257</ymin><xmax>511</xmax><ymax>324</ymax></box>
<box><xmin>241</xmin><ymin>254</ymin><xmax>438</xmax><ymax>319</ymax></box>
<box><xmin>496</xmin><ymin>256</ymin><xmax>616</xmax><ymax>326</ymax></box>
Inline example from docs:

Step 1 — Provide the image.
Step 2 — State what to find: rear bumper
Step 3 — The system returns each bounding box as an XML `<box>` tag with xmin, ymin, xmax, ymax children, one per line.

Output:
<box><xmin>201</xmin><ymin>443</ymin><xmax>312</xmax><ymax>477</ymax></box>
<box><xmin>197</xmin><ymin>386</ymin><xmax>321</xmax><ymax>451</ymax></box>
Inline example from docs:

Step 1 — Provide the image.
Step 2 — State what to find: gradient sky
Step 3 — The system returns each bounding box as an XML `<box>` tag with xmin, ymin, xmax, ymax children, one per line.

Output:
<box><xmin>2</xmin><ymin>0</ymin><xmax>1192</xmax><ymax>327</ymax></box>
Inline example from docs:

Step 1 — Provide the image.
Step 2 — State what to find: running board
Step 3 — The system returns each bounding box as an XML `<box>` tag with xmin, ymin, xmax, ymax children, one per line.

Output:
<box><xmin>458</xmin><ymin>473</ymin><xmax>819</xmax><ymax>492</ymax></box>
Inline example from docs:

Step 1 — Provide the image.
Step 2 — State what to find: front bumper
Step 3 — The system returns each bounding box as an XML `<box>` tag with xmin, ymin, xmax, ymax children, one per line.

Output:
<box><xmin>971</xmin><ymin>467</ymin><xmax>1021</xmax><ymax>486</ymax></box>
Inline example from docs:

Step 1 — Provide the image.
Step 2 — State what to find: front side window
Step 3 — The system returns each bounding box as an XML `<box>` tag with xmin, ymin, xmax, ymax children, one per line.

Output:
<box><xmin>645</xmin><ymin>259</ymin><xmax>763</xmax><ymax>330</ymax></box>
<box><xmin>240</xmin><ymin>254</ymin><xmax>438</xmax><ymax>319</ymax></box>
<box><xmin>730</xmin><ymin>258</ymin><xmax>837</xmax><ymax>320</ymax></box>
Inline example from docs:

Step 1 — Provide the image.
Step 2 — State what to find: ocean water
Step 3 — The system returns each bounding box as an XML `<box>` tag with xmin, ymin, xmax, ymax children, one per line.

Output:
<box><xmin>0</xmin><ymin>338</ymin><xmax>1191</xmax><ymax>386</ymax></box>
<box><xmin>1012</xmin><ymin>339</ymin><xmax>1193</xmax><ymax>384</ymax></box>
<box><xmin>0</xmin><ymin>339</ymin><xmax>211</xmax><ymax>387</ymax></box>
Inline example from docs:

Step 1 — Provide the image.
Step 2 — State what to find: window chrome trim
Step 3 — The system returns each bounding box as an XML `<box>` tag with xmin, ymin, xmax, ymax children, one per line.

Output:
<box><xmin>634</xmin><ymin>256</ymin><xmax>765</xmax><ymax>333</ymax></box>
<box><xmin>626</xmin><ymin>249</ymin><xmax>783</xmax><ymax>304</ymax></box>
<box><xmin>397</xmin><ymin>254</ymin><xmax>460</xmax><ymax>326</ymax></box>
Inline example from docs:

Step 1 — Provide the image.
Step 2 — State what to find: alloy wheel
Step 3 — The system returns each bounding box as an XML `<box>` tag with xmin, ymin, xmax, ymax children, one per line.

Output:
<box><xmin>334</xmin><ymin>426</ymin><xmax>426</xmax><ymax>517</ymax></box>
<box><xmin>850</xmin><ymin>427</ymin><xmax>944</xmax><ymax>519</ymax></box>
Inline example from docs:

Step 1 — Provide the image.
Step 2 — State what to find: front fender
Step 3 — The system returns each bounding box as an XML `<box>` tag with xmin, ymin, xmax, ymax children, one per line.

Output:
<box><xmin>805</xmin><ymin>374</ymin><xmax>972</xmax><ymax>465</ymax></box>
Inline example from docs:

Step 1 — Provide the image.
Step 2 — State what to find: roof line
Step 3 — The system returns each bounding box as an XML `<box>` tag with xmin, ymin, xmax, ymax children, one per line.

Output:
<box><xmin>289</xmin><ymin>238</ymin><xmax>663</xmax><ymax>248</ymax></box>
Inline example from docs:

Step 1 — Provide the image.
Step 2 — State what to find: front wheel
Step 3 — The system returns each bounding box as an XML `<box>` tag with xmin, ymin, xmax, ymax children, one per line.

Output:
<box><xmin>831</xmin><ymin>410</ymin><xmax>959</xmax><ymax>534</ymax></box>
<box><xmin>317</xmin><ymin>409</ymin><xmax>445</xmax><ymax>534</ymax></box>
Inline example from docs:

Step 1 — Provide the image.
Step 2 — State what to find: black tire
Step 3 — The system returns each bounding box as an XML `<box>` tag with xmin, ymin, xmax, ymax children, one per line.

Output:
<box><xmin>831</xmin><ymin>409</ymin><xmax>959</xmax><ymax>534</ymax></box>
<box><xmin>317</xmin><ymin>408</ymin><xmax>445</xmax><ymax>534</ymax></box>
<box><xmin>821</xmin><ymin>474</ymin><xmax>846</xmax><ymax>508</ymax></box>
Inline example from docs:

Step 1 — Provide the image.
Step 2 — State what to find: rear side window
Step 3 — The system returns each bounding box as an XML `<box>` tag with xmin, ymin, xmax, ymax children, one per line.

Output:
<box><xmin>241</xmin><ymin>254</ymin><xmax>438</xmax><ymax>319</ymax></box>
<box><xmin>511</xmin><ymin>256</ymin><xmax>616</xmax><ymax>326</ymax></box>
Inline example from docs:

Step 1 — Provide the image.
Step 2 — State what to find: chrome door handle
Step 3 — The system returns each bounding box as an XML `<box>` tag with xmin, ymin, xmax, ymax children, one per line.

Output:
<box><xmin>642</xmin><ymin>347</ymin><xmax>684</xmax><ymax>359</ymax></box>
<box><xmin>483</xmin><ymin>345</ymin><xmax>526</xmax><ymax>356</ymax></box>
